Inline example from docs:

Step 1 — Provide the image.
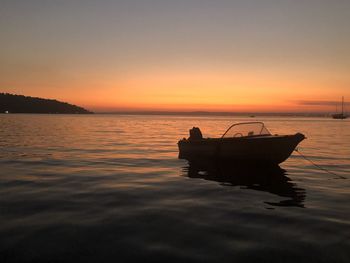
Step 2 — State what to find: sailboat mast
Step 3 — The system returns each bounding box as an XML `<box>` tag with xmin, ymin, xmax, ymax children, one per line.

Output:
<box><xmin>342</xmin><ymin>96</ymin><xmax>344</xmax><ymax>115</ymax></box>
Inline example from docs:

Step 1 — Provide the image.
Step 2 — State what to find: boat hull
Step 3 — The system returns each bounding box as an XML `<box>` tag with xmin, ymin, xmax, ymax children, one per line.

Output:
<box><xmin>178</xmin><ymin>133</ymin><xmax>305</xmax><ymax>165</ymax></box>
<box><xmin>332</xmin><ymin>113</ymin><xmax>347</xmax><ymax>119</ymax></box>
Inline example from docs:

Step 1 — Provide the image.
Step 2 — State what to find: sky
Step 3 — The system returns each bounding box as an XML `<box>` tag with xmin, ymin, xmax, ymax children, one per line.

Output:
<box><xmin>1</xmin><ymin>0</ymin><xmax>349</xmax><ymax>112</ymax></box>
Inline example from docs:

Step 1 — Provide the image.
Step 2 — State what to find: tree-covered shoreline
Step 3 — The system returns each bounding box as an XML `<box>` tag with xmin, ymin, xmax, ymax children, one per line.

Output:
<box><xmin>0</xmin><ymin>93</ymin><xmax>93</xmax><ymax>114</ymax></box>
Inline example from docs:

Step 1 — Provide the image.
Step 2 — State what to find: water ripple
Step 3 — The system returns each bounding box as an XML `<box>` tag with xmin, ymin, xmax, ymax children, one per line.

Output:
<box><xmin>0</xmin><ymin>114</ymin><xmax>349</xmax><ymax>262</ymax></box>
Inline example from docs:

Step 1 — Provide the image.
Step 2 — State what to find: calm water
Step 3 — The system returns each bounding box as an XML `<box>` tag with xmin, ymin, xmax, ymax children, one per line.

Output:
<box><xmin>0</xmin><ymin>114</ymin><xmax>349</xmax><ymax>262</ymax></box>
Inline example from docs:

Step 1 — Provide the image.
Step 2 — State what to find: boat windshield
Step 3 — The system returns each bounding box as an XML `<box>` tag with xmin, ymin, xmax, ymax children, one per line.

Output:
<box><xmin>222</xmin><ymin>122</ymin><xmax>271</xmax><ymax>138</ymax></box>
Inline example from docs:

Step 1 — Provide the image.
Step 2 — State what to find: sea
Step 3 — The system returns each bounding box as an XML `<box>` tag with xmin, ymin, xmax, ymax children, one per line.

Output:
<box><xmin>0</xmin><ymin>114</ymin><xmax>349</xmax><ymax>263</ymax></box>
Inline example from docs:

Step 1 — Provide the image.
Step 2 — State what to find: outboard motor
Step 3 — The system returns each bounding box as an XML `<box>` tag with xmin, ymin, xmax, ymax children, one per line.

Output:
<box><xmin>189</xmin><ymin>127</ymin><xmax>203</xmax><ymax>141</ymax></box>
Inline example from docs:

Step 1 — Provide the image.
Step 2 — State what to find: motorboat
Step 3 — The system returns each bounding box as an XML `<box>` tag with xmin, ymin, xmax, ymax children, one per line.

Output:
<box><xmin>178</xmin><ymin>122</ymin><xmax>305</xmax><ymax>165</ymax></box>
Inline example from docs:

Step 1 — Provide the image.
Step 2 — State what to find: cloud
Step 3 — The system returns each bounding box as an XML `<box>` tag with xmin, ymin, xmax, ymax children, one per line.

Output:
<box><xmin>294</xmin><ymin>100</ymin><xmax>350</xmax><ymax>107</ymax></box>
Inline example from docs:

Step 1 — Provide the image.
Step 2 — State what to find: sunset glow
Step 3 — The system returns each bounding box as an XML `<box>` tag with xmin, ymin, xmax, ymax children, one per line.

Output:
<box><xmin>1</xmin><ymin>1</ymin><xmax>349</xmax><ymax>113</ymax></box>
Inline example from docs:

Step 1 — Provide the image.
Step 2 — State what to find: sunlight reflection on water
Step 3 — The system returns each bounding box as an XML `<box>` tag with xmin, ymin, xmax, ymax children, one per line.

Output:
<box><xmin>0</xmin><ymin>114</ymin><xmax>349</xmax><ymax>262</ymax></box>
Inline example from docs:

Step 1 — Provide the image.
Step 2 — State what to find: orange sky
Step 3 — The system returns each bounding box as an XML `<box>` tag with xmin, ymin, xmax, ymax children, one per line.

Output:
<box><xmin>1</xmin><ymin>1</ymin><xmax>349</xmax><ymax>112</ymax></box>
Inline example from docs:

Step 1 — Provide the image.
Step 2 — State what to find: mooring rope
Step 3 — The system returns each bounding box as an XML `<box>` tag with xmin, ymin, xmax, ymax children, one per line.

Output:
<box><xmin>294</xmin><ymin>148</ymin><xmax>346</xmax><ymax>179</ymax></box>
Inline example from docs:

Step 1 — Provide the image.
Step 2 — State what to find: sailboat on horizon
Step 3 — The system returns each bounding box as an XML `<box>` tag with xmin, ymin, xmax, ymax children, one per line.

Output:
<box><xmin>332</xmin><ymin>96</ymin><xmax>348</xmax><ymax>119</ymax></box>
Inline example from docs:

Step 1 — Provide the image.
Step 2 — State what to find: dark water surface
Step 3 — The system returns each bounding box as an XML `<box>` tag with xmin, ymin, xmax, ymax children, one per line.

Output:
<box><xmin>0</xmin><ymin>114</ymin><xmax>349</xmax><ymax>262</ymax></box>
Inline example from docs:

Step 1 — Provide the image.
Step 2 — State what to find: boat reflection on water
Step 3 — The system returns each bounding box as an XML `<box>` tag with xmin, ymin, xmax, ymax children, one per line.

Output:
<box><xmin>182</xmin><ymin>160</ymin><xmax>306</xmax><ymax>208</ymax></box>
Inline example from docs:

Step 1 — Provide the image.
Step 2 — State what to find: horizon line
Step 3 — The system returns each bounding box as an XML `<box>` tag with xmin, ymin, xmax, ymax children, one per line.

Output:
<box><xmin>92</xmin><ymin>110</ymin><xmax>334</xmax><ymax>117</ymax></box>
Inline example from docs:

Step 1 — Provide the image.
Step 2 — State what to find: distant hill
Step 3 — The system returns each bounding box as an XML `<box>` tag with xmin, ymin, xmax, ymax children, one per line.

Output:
<box><xmin>0</xmin><ymin>93</ymin><xmax>93</xmax><ymax>114</ymax></box>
